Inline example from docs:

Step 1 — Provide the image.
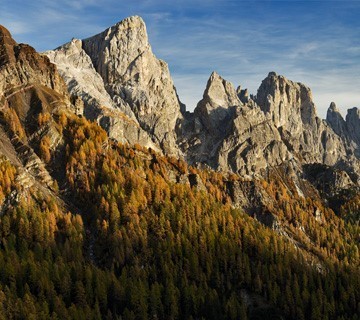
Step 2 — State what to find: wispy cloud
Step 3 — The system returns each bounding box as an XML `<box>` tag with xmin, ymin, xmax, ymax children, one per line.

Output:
<box><xmin>144</xmin><ymin>2</ymin><xmax>360</xmax><ymax>116</ymax></box>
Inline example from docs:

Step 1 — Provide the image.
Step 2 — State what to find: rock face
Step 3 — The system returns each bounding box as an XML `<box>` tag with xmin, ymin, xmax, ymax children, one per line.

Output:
<box><xmin>194</xmin><ymin>71</ymin><xmax>239</xmax><ymax>135</ymax></box>
<box><xmin>182</xmin><ymin>72</ymin><xmax>240</xmax><ymax>167</ymax></box>
<box><xmin>217</xmin><ymin>105</ymin><xmax>290</xmax><ymax>175</ymax></box>
<box><xmin>0</xmin><ymin>26</ymin><xmax>69</xmax><ymax>101</ymax></box>
<box><xmin>256</xmin><ymin>72</ymin><xmax>317</xmax><ymax>130</ymax></box>
<box><xmin>44</xmin><ymin>38</ymin><xmax>117</xmax><ymax>119</ymax></box>
<box><xmin>345</xmin><ymin>108</ymin><xmax>360</xmax><ymax>146</ymax></box>
<box><xmin>183</xmin><ymin>70</ymin><xmax>360</xmax><ymax>186</ymax></box>
<box><xmin>43</xmin><ymin>16</ymin><xmax>360</xmax><ymax>187</ymax></box>
<box><xmin>46</xmin><ymin>16</ymin><xmax>183</xmax><ymax>155</ymax></box>
<box><xmin>0</xmin><ymin>25</ymin><xmax>73</xmax><ymax>191</ymax></box>
<box><xmin>188</xmin><ymin>72</ymin><xmax>290</xmax><ymax>175</ymax></box>
<box><xmin>44</xmin><ymin>38</ymin><xmax>159</xmax><ymax>150</ymax></box>
<box><xmin>327</xmin><ymin>104</ymin><xmax>360</xmax><ymax>159</ymax></box>
<box><xmin>255</xmin><ymin>72</ymin><xmax>346</xmax><ymax>166</ymax></box>
<box><xmin>82</xmin><ymin>16</ymin><xmax>183</xmax><ymax>155</ymax></box>
<box><xmin>326</xmin><ymin>102</ymin><xmax>347</xmax><ymax>137</ymax></box>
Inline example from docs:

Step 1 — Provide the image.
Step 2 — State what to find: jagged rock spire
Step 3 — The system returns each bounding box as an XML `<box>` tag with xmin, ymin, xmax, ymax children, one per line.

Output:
<box><xmin>194</xmin><ymin>71</ymin><xmax>240</xmax><ymax>134</ymax></box>
<box><xmin>81</xmin><ymin>16</ymin><xmax>184</xmax><ymax>156</ymax></box>
<box><xmin>326</xmin><ymin>102</ymin><xmax>347</xmax><ymax>137</ymax></box>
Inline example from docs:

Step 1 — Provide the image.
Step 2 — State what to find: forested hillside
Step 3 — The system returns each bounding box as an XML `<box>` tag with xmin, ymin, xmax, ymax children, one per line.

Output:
<box><xmin>0</xmin><ymin>113</ymin><xmax>358</xmax><ymax>319</ymax></box>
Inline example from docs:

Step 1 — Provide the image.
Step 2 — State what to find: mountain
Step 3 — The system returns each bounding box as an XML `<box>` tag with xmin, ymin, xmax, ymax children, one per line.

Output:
<box><xmin>45</xmin><ymin>16</ymin><xmax>183</xmax><ymax>156</ymax></box>
<box><xmin>0</xmin><ymin>17</ymin><xmax>359</xmax><ymax>319</ymax></box>
<box><xmin>45</xmin><ymin>18</ymin><xmax>360</xmax><ymax>187</ymax></box>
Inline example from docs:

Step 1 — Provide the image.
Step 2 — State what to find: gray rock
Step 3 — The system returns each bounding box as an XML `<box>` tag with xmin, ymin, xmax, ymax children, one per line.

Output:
<box><xmin>184</xmin><ymin>72</ymin><xmax>239</xmax><ymax>167</ymax></box>
<box><xmin>255</xmin><ymin>72</ymin><xmax>352</xmax><ymax>167</ymax></box>
<box><xmin>44</xmin><ymin>34</ymin><xmax>158</xmax><ymax>151</ymax></box>
<box><xmin>82</xmin><ymin>16</ymin><xmax>184</xmax><ymax>156</ymax></box>
<box><xmin>326</xmin><ymin>102</ymin><xmax>347</xmax><ymax>137</ymax></box>
<box><xmin>44</xmin><ymin>38</ymin><xmax>119</xmax><ymax>118</ymax></box>
<box><xmin>194</xmin><ymin>71</ymin><xmax>240</xmax><ymax>135</ymax></box>
<box><xmin>42</xmin><ymin>17</ymin><xmax>360</xmax><ymax>187</ymax></box>
<box><xmin>346</xmin><ymin>107</ymin><xmax>360</xmax><ymax>146</ymax></box>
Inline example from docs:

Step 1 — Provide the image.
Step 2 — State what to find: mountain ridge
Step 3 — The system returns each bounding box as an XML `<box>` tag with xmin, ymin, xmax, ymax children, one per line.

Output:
<box><xmin>42</xmin><ymin>15</ymin><xmax>360</xmax><ymax>245</ymax></box>
<box><xmin>44</xmin><ymin>17</ymin><xmax>360</xmax><ymax>187</ymax></box>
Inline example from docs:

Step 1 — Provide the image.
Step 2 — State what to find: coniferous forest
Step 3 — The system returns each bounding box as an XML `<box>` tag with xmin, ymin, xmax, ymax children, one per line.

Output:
<box><xmin>0</xmin><ymin>112</ymin><xmax>358</xmax><ymax>319</ymax></box>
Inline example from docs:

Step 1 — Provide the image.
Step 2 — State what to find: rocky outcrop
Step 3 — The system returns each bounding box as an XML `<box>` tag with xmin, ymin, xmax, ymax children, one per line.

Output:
<box><xmin>217</xmin><ymin>105</ymin><xmax>290</xmax><ymax>175</ymax></box>
<box><xmin>304</xmin><ymin>163</ymin><xmax>355</xmax><ymax>197</ymax></box>
<box><xmin>44</xmin><ymin>38</ymin><xmax>117</xmax><ymax>119</ymax></box>
<box><xmin>45</xmin><ymin>38</ymin><xmax>159</xmax><ymax>151</ymax></box>
<box><xmin>0</xmin><ymin>25</ymin><xmax>73</xmax><ymax>192</ymax></box>
<box><xmin>256</xmin><ymin>72</ymin><xmax>317</xmax><ymax>129</ymax></box>
<box><xmin>327</xmin><ymin>104</ymin><xmax>360</xmax><ymax>158</ymax></box>
<box><xmin>326</xmin><ymin>102</ymin><xmax>347</xmax><ymax>138</ymax></box>
<box><xmin>182</xmin><ymin>72</ymin><xmax>240</xmax><ymax>167</ymax></box>
<box><xmin>194</xmin><ymin>71</ymin><xmax>240</xmax><ymax>135</ymax></box>
<box><xmin>46</xmin><ymin>16</ymin><xmax>184</xmax><ymax>156</ymax></box>
<box><xmin>255</xmin><ymin>72</ymin><xmax>347</xmax><ymax>166</ymax></box>
<box><xmin>97</xmin><ymin>106</ymin><xmax>159</xmax><ymax>150</ymax></box>
<box><xmin>0</xmin><ymin>26</ymin><xmax>69</xmax><ymax>101</ymax></box>
<box><xmin>182</xmin><ymin>70</ymin><xmax>360</xmax><ymax>186</ymax></box>
<box><xmin>81</xmin><ymin>16</ymin><xmax>183</xmax><ymax>155</ymax></box>
<box><xmin>345</xmin><ymin>107</ymin><xmax>360</xmax><ymax>146</ymax></box>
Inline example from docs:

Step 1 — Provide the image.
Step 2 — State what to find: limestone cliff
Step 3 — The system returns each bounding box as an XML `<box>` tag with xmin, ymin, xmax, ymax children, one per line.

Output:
<box><xmin>46</xmin><ymin>16</ymin><xmax>183</xmax><ymax>155</ymax></box>
<box><xmin>43</xmin><ymin>17</ymin><xmax>360</xmax><ymax>188</ymax></box>
<box><xmin>44</xmin><ymin>38</ymin><xmax>159</xmax><ymax>150</ymax></box>
<box><xmin>184</xmin><ymin>70</ymin><xmax>360</xmax><ymax>187</ymax></box>
<box><xmin>81</xmin><ymin>16</ymin><xmax>183</xmax><ymax>155</ymax></box>
<box><xmin>182</xmin><ymin>72</ymin><xmax>239</xmax><ymax>166</ymax></box>
<box><xmin>255</xmin><ymin>72</ymin><xmax>347</xmax><ymax>166</ymax></box>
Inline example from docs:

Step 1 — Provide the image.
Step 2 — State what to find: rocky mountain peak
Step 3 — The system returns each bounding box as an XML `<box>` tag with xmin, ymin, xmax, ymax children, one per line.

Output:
<box><xmin>0</xmin><ymin>25</ymin><xmax>17</xmax><ymax>65</ymax></box>
<box><xmin>113</xmin><ymin>15</ymin><xmax>148</xmax><ymax>42</ymax></box>
<box><xmin>46</xmin><ymin>16</ymin><xmax>183</xmax><ymax>156</ymax></box>
<box><xmin>0</xmin><ymin>25</ymin><xmax>68</xmax><ymax>98</ymax></box>
<box><xmin>44</xmin><ymin>37</ymin><xmax>117</xmax><ymax>119</ymax></box>
<box><xmin>327</xmin><ymin>103</ymin><xmax>360</xmax><ymax>154</ymax></box>
<box><xmin>346</xmin><ymin>107</ymin><xmax>360</xmax><ymax>145</ymax></box>
<box><xmin>326</xmin><ymin>102</ymin><xmax>347</xmax><ymax>137</ymax></box>
<box><xmin>82</xmin><ymin>16</ymin><xmax>183</xmax><ymax>155</ymax></box>
<box><xmin>256</xmin><ymin>72</ymin><xmax>317</xmax><ymax>129</ymax></box>
<box><xmin>236</xmin><ymin>86</ymin><xmax>250</xmax><ymax>104</ymax></box>
<box><xmin>328</xmin><ymin>101</ymin><xmax>338</xmax><ymax>112</ymax></box>
<box><xmin>203</xmin><ymin>71</ymin><xmax>241</xmax><ymax>107</ymax></box>
<box><xmin>194</xmin><ymin>71</ymin><xmax>240</xmax><ymax>134</ymax></box>
<box><xmin>82</xmin><ymin>15</ymin><xmax>149</xmax><ymax>85</ymax></box>
<box><xmin>51</xmin><ymin>38</ymin><xmax>92</xmax><ymax>69</ymax></box>
<box><xmin>40</xmin><ymin>16</ymin><xmax>360</xmax><ymax>182</ymax></box>
<box><xmin>251</xmin><ymin>72</ymin><xmax>353</xmax><ymax>166</ymax></box>
<box><xmin>0</xmin><ymin>25</ymin><xmax>12</xmax><ymax>39</ymax></box>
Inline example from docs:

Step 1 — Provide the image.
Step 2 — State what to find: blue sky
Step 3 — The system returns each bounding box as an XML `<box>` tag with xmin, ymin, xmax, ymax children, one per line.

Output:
<box><xmin>1</xmin><ymin>0</ymin><xmax>360</xmax><ymax>118</ymax></box>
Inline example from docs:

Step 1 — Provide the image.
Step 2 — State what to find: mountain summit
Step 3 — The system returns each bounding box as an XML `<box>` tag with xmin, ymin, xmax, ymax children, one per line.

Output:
<box><xmin>46</xmin><ymin>16</ymin><xmax>183</xmax><ymax>156</ymax></box>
